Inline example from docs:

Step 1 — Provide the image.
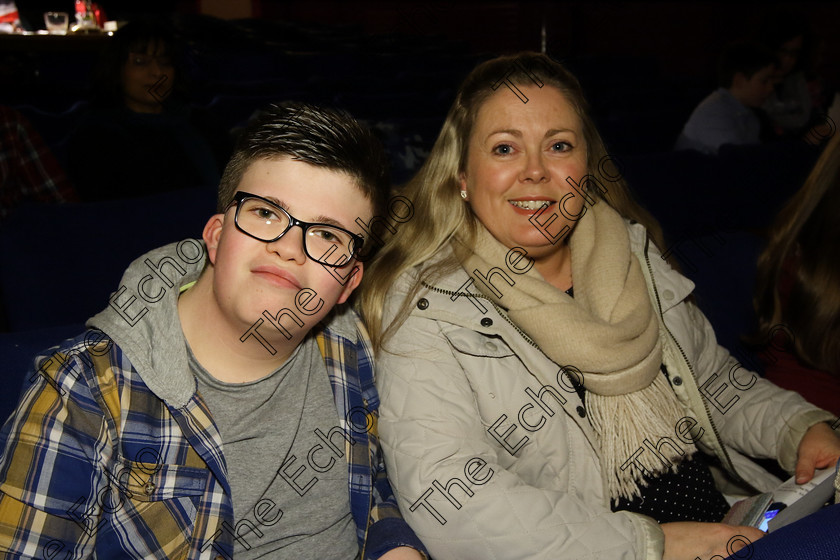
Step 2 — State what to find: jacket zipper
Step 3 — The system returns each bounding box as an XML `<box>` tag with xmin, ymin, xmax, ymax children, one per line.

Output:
<box><xmin>420</xmin><ymin>281</ymin><xmax>540</xmax><ymax>349</ymax></box>
<box><xmin>641</xmin><ymin>236</ymin><xmax>748</xmax><ymax>485</ymax></box>
<box><xmin>420</xmin><ymin>281</ymin><xmax>589</xmax><ymax>412</ymax></box>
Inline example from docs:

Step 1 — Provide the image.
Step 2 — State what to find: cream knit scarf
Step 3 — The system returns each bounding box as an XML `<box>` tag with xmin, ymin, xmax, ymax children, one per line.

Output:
<box><xmin>452</xmin><ymin>202</ymin><xmax>696</xmax><ymax>501</ymax></box>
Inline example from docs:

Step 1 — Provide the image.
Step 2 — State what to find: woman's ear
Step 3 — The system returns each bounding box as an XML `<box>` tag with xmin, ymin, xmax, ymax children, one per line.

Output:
<box><xmin>202</xmin><ymin>214</ymin><xmax>225</xmax><ymax>265</ymax></box>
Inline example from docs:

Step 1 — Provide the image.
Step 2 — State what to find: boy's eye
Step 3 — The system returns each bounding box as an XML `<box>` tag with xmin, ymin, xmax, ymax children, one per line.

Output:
<box><xmin>311</xmin><ymin>228</ymin><xmax>339</xmax><ymax>243</ymax></box>
<box><xmin>254</xmin><ymin>206</ymin><xmax>279</xmax><ymax>221</ymax></box>
<box><xmin>309</xmin><ymin>227</ymin><xmax>353</xmax><ymax>249</ymax></box>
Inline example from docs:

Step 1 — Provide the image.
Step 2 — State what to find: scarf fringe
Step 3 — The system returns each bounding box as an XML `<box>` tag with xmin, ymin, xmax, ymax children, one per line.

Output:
<box><xmin>588</xmin><ymin>373</ymin><xmax>697</xmax><ymax>501</ymax></box>
<box><xmin>454</xmin><ymin>204</ymin><xmax>695</xmax><ymax>502</ymax></box>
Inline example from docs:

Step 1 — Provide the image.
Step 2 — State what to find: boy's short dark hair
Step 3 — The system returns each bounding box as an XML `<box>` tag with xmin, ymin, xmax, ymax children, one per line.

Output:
<box><xmin>717</xmin><ymin>41</ymin><xmax>776</xmax><ymax>88</ymax></box>
<box><xmin>218</xmin><ymin>102</ymin><xmax>389</xmax><ymax>221</ymax></box>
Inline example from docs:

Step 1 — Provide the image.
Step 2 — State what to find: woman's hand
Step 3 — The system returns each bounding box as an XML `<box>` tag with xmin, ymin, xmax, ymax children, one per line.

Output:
<box><xmin>378</xmin><ymin>546</ymin><xmax>425</xmax><ymax>560</ymax></box>
<box><xmin>661</xmin><ymin>522</ymin><xmax>765</xmax><ymax>560</ymax></box>
<box><xmin>795</xmin><ymin>421</ymin><xmax>840</xmax><ymax>484</ymax></box>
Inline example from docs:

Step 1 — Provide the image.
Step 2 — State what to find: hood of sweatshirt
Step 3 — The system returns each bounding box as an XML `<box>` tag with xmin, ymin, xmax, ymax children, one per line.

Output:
<box><xmin>87</xmin><ymin>238</ymin><xmax>362</xmax><ymax>410</ymax></box>
<box><xmin>87</xmin><ymin>239</ymin><xmax>207</xmax><ymax>409</ymax></box>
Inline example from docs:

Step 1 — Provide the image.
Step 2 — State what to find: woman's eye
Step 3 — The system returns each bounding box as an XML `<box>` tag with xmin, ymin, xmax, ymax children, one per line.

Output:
<box><xmin>551</xmin><ymin>141</ymin><xmax>572</xmax><ymax>152</ymax></box>
<box><xmin>493</xmin><ymin>144</ymin><xmax>514</xmax><ymax>155</ymax></box>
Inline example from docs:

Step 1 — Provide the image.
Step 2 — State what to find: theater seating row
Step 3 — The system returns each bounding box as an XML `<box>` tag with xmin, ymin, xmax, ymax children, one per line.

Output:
<box><xmin>1</xmin><ymin>138</ymin><xmax>816</xmax><ymax>329</ymax></box>
<box><xmin>1</xmin><ymin>16</ymin><xmax>821</xmax><ymax>425</ymax></box>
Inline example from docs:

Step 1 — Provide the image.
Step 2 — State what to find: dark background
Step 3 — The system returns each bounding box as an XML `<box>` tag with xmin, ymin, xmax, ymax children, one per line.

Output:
<box><xmin>0</xmin><ymin>1</ymin><xmax>837</xmax><ymax>346</ymax></box>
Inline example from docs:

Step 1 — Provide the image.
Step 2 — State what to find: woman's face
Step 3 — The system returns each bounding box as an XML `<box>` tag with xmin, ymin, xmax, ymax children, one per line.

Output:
<box><xmin>121</xmin><ymin>39</ymin><xmax>174</xmax><ymax>113</ymax></box>
<box><xmin>776</xmin><ymin>35</ymin><xmax>803</xmax><ymax>77</ymax></box>
<box><xmin>461</xmin><ymin>85</ymin><xmax>588</xmax><ymax>261</ymax></box>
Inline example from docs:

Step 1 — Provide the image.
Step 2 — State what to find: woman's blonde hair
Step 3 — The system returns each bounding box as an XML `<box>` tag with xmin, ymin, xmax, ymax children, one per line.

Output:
<box><xmin>752</xmin><ymin>133</ymin><xmax>840</xmax><ymax>372</ymax></box>
<box><xmin>359</xmin><ymin>52</ymin><xmax>663</xmax><ymax>351</ymax></box>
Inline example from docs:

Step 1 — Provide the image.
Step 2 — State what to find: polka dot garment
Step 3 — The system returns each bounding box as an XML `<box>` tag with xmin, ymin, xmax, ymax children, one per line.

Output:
<box><xmin>611</xmin><ymin>451</ymin><xmax>731</xmax><ymax>522</ymax></box>
<box><xmin>564</xmin><ymin>285</ymin><xmax>730</xmax><ymax>523</ymax></box>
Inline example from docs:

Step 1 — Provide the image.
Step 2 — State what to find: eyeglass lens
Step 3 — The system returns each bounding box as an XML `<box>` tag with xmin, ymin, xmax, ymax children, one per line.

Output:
<box><xmin>236</xmin><ymin>197</ymin><xmax>356</xmax><ymax>266</ymax></box>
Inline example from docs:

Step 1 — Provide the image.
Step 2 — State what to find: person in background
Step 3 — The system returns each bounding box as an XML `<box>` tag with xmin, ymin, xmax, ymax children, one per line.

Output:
<box><xmin>760</xmin><ymin>11</ymin><xmax>818</xmax><ymax>137</ymax></box>
<box><xmin>0</xmin><ymin>105</ymin><xmax>77</xmax><ymax>221</ymax></box>
<box><xmin>751</xmin><ymin>133</ymin><xmax>840</xmax><ymax>416</ymax></box>
<box><xmin>361</xmin><ymin>52</ymin><xmax>839</xmax><ymax>560</ymax></box>
<box><xmin>675</xmin><ymin>41</ymin><xmax>776</xmax><ymax>154</ymax></box>
<box><xmin>67</xmin><ymin>19</ymin><xmax>231</xmax><ymax>201</ymax></box>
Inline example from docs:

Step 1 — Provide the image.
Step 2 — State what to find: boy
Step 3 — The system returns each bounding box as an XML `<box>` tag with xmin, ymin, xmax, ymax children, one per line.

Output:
<box><xmin>0</xmin><ymin>103</ymin><xmax>427</xmax><ymax>559</ymax></box>
<box><xmin>675</xmin><ymin>41</ymin><xmax>776</xmax><ymax>154</ymax></box>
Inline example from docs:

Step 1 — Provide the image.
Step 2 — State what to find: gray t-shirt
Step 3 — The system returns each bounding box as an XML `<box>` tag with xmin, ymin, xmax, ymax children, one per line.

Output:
<box><xmin>189</xmin><ymin>335</ymin><xmax>358</xmax><ymax>559</ymax></box>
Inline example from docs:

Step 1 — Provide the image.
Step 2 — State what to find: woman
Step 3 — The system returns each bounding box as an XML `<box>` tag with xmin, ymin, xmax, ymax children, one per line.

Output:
<box><xmin>760</xmin><ymin>11</ymin><xmax>817</xmax><ymax>137</ymax></box>
<box><xmin>67</xmin><ymin>20</ymin><xmax>230</xmax><ymax>201</ymax></box>
<box><xmin>360</xmin><ymin>53</ymin><xmax>839</xmax><ymax>560</ymax></box>
<box><xmin>752</xmin><ymin>133</ymin><xmax>840</xmax><ymax>415</ymax></box>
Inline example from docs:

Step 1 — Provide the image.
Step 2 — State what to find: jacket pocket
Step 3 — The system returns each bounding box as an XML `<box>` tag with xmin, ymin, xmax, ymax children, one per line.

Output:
<box><xmin>445</xmin><ymin>328</ymin><xmax>535</xmax><ymax>430</ymax></box>
<box><xmin>98</xmin><ymin>458</ymin><xmax>211</xmax><ymax>559</ymax></box>
<box><xmin>446</xmin><ymin>328</ymin><xmax>516</xmax><ymax>359</ymax></box>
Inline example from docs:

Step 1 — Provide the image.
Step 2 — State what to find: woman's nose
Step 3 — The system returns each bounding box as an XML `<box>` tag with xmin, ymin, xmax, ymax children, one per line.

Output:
<box><xmin>149</xmin><ymin>60</ymin><xmax>163</xmax><ymax>76</ymax></box>
<box><xmin>520</xmin><ymin>152</ymin><xmax>549</xmax><ymax>182</ymax></box>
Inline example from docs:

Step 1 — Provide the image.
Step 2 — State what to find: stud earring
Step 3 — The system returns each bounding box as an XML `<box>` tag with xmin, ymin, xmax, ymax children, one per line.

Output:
<box><xmin>460</xmin><ymin>190</ymin><xmax>468</xmax><ymax>199</ymax></box>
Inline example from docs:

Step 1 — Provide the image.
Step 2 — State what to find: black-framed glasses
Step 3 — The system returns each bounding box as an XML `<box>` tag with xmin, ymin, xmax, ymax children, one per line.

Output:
<box><xmin>227</xmin><ymin>191</ymin><xmax>364</xmax><ymax>268</ymax></box>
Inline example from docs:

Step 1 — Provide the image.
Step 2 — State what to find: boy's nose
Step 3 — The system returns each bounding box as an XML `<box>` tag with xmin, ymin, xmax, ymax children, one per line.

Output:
<box><xmin>267</xmin><ymin>225</ymin><xmax>307</xmax><ymax>265</ymax></box>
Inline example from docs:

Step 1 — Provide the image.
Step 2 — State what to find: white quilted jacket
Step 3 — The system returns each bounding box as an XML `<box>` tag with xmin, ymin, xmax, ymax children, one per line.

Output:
<box><xmin>376</xmin><ymin>222</ymin><xmax>834</xmax><ymax>560</ymax></box>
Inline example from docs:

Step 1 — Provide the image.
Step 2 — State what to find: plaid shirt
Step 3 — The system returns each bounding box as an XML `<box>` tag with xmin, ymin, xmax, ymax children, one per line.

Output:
<box><xmin>0</xmin><ymin>314</ymin><xmax>426</xmax><ymax>559</ymax></box>
<box><xmin>0</xmin><ymin>105</ymin><xmax>77</xmax><ymax>220</ymax></box>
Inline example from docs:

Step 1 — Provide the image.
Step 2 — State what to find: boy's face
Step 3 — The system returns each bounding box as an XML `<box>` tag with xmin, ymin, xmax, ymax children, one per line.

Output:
<box><xmin>203</xmin><ymin>157</ymin><xmax>372</xmax><ymax>340</ymax></box>
<box><xmin>735</xmin><ymin>64</ymin><xmax>775</xmax><ymax>108</ymax></box>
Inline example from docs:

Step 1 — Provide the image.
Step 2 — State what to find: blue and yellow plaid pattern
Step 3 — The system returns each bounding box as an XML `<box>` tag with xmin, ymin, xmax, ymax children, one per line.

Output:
<box><xmin>0</xmin><ymin>313</ymin><xmax>426</xmax><ymax>559</ymax></box>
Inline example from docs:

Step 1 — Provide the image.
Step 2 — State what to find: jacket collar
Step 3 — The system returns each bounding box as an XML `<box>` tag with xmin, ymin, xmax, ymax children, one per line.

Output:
<box><xmin>626</xmin><ymin>222</ymin><xmax>695</xmax><ymax>315</ymax></box>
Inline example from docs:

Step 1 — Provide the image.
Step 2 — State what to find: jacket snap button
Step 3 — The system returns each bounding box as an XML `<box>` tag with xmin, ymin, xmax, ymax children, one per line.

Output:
<box><xmin>489</xmin><ymin>393</ymin><xmax>495</xmax><ymax>399</ymax></box>
<box><xmin>576</xmin><ymin>405</ymin><xmax>586</xmax><ymax>418</ymax></box>
<box><xmin>663</xmin><ymin>289</ymin><xmax>675</xmax><ymax>301</ymax></box>
<box><xmin>480</xmin><ymin>317</ymin><xmax>493</xmax><ymax>327</ymax></box>
<box><xmin>417</xmin><ymin>298</ymin><xmax>429</xmax><ymax>310</ymax></box>
<box><xmin>144</xmin><ymin>481</ymin><xmax>156</xmax><ymax>495</ymax></box>
<box><xmin>672</xmin><ymin>376</ymin><xmax>683</xmax><ymax>386</ymax></box>
<box><xmin>485</xmin><ymin>341</ymin><xmax>497</xmax><ymax>351</ymax></box>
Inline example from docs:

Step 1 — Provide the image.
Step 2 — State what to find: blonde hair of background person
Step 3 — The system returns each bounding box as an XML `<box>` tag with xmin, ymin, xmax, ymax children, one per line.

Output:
<box><xmin>753</xmin><ymin>132</ymin><xmax>840</xmax><ymax>373</ymax></box>
<box><xmin>359</xmin><ymin>52</ymin><xmax>664</xmax><ymax>347</ymax></box>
